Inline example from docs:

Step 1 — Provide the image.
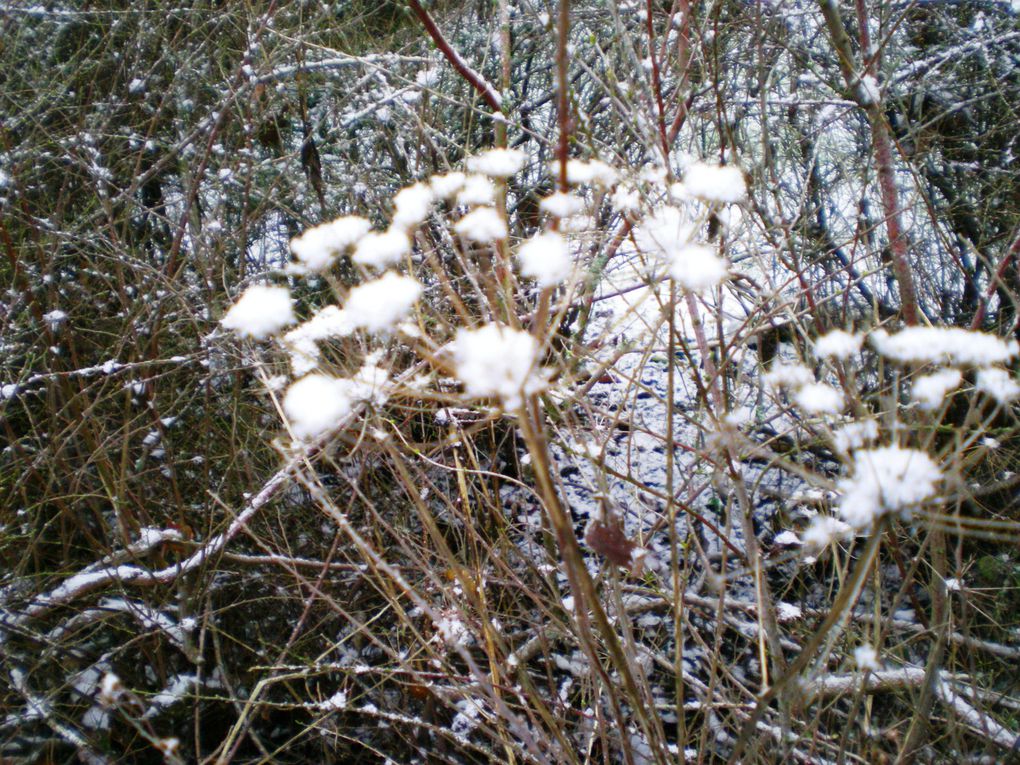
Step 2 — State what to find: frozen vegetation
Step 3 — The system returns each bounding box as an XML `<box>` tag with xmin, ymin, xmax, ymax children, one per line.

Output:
<box><xmin>2</xmin><ymin>1</ymin><xmax>1020</xmax><ymax>764</ymax></box>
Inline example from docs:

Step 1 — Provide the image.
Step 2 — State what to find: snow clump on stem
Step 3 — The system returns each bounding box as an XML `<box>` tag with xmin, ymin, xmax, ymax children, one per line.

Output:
<box><xmin>288</xmin><ymin>216</ymin><xmax>371</xmax><ymax>273</ymax></box>
<box><xmin>976</xmin><ymin>367</ymin><xmax>1020</xmax><ymax>403</ymax></box>
<box><xmin>283</xmin><ymin>374</ymin><xmax>353</xmax><ymax>440</ymax></box>
<box><xmin>453</xmin><ymin>324</ymin><xmax>545</xmax><ymax>409</ymax></box>
<box><xmin>517</xmin><ymin>232</ymin><xmax>571</xmax><ymax>288</ymax></box>
<box><xmin>344</xmin><ymin>272</ymin><xmax>422</xmax><ymax>333</ymax></box>
<box><xmin>353</xmin><ymin>229</ymin><xmax>411</xmax><ymax>269</ymax></box>
<box><xmin>392</xmin><ymin>183</ymin><xmax>435</xmax><ymax>231</ymax></box>
<box><xmin>454</xmin><ymin>207</ymin><xmax>508</xmax><ymax>243</ymax></box>
<box><xmin>466</xmin><ymin>148</ymin><xmax>526</xmax><ymax>178</ymax></box>
<box><xmin>814</xmin><ymin>330</ymin><xmax>863</xmax><ymax>361</ymax></box>
<box><xmin>283</xmin><ymin>306</ymin><xmax>355</xmax><ymax>376</ymax></box>
<box><xmin>871</xmin><ymin>327</ymin><xmax>1019</xmax><ymax>367</ymax></box>
<box><xmin>682</xmin><ymin>162</ymin><xmax>747</xmax><ymax>204</ymax></box>
<box><xmin>634</xmin><ymin>206</ymin><xmax>728</xmax><ymax>291</ymax></box>
<box><xmin>837</xmin><ymin>446</ymin><xmax>942</xmax><ymax>530</ymax></box>
<box><xmin>911</xmin><ymin>369</ymin><xmax>962</xmax><ymax>410</ymax></box>
<box><xmin>221</xmin><ymin>285</ymin><xmax>296</xmax><ymax>339</ymax></box>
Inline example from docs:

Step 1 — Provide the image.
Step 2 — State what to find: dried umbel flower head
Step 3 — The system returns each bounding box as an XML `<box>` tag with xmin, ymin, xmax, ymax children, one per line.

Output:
<box><xmin>585</xmin><ymin>513</ymin><xmax>649</xmax><ymax>576</ymax></box>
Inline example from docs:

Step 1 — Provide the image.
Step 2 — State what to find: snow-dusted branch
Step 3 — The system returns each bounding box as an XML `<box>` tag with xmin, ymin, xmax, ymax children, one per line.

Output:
<box><xmin>0</xmin><ymin>454</ymin><xmax>298</xmax><ymax>631</ymax></box>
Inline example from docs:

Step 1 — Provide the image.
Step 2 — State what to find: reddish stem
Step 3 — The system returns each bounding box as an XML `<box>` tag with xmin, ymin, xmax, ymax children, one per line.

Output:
<box><xmin>407</xmin><ymin>0</ymin><xmax>503</xmax><ymax>114</ymax></box>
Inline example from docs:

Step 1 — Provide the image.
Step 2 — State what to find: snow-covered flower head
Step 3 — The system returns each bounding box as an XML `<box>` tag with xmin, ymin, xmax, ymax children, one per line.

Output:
<box><xmin>289</xmin><ymin>216</ymin><xmax>372</xmax><ymax>274</ymax></box>
<box><xmin>283</xmin><ymin>305</ymin><xmax>355</xmax><ymax>376</ymax></box>
<box><xmin>452</xmin><ymin>324</ymin><xmax>545</xmax><ymax>409</ymax></box>
<box><xmin>837</xmin><ymin>446</ymin><xmax>942</xmax><ymax>529</ymax></box>
<box><xmin>517</xmin><ymin>231</ymin><xmax>571</xmax><ymax>288</ymax></box>
<box><xmin>911</xmin><ymin>368</ymin><xmax>962</xmax><ymax>410</ymax></box>
<box><xmin>454</xmin><ymin>207</ymin><xmax>508</xmax><ymax>243</ymax></box>
<box><xmin>763</xmin><ymin>362</ymin><xmax>814</xmax><ymax>390</ymax></box>
<box><xmin>634</xmin><ymin>206</ymin><xmax>728</xmax><ymax>291</ymax></box>
<box><xmin>871</xmin><ymin>327</ymin><xmax>1019</xmax><ymax>367</ymax></box>
<box><xmin>539</xmin><ymin>191</ymin><xmax>584</xmax><ymax>219</ymax></box>
<box><xmin>221</xmin><ymin>284</ymin><xmax>295</xmax><ymax>339</ymax></box>
<box><xmin>283</xmin><ymin>374</ymin><xmax>353</xmax><ymax>440</ymax></box>
<box><xmin>682</xmin><ymin>162</ymin><xmax>747</xmax><ymax>204</ymax></box>
<box><xmin>814</xmin><ymin>330</ymin><xmax>863</xmax><ymax>361</ymax></box>
<box><xmin>456</xmin><ymin>175</ymin><xmax>497</xmax><ymax>206</ymax></box>
<box><xmin>665</xmin><ymin>244</ymin><xmax>729</xmax><ymax>292</ymax></box>
<box><xmin>853</xmin><ymin>644</ymin><xmax>881</xmax><ymax>672</ymax></box>
<box><xmin>976</xmin><ymin>367</ymin><xmax>1020</xmax><ymax>403</ymax></box>
<box><xmin>467</xmin><ymin>148</ymin><xmax>526</xmax><ymax>178</ymax></box>
<box><xmin>391</xmin><ymin>183</ymin><xmax>435</xmax><ymax>231</ymax></box>
<box><xmin>562</xmin><ymin>159</ymin><xmax>619</xmax><ymax>187</ymax></box>
<box><xmin>794</xmin><ymin>382</ymin><xmax>843</xmax><ymax>415</ymax></box>
<box><xmin>802</xmin><ymin>515</ymin><xmax>853</xmax><ymax>553</ymax></box>
<box><xmin>344</xmin><ymin>272</ymin><xmax>422</xmax><ymax>333</ymax></box>
<box><xmin>430</xmin><ymin>171</ymin><xmax>467</xmax><ymax>200</ymax></box>
<box><xmin>352</xmin><ymin>228</ymin><xmax>411</xmax><ymax>269</ymax></box>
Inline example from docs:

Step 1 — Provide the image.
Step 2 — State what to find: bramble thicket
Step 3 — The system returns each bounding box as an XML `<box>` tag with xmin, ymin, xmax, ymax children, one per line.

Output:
<box><xmin>2</xmin><ymin>1</ymin><xmax>1020</xmax><ymax>763</ymax></box>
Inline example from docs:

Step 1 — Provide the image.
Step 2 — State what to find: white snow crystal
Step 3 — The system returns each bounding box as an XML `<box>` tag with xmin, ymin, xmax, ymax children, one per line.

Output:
<box><xmin>289</xmin><ymin>216</ymin><xmax>371</xmax><ymax>273</ymax></box>
<box><xmin>517</xmin><ymin>232</ymin><xmax>571</xmax><ymax>288</ymax></box>
<box><xmin>539</xmin><ymin>191</ymin><xmax>584</xmax><ymax>218</ymax></box>
<box><xmin>911</xmin><ymin>368</ymin><xmax>962</xmax><ymax>410</ymax></box>
<box><xmin>456</xmin><ymin>175</ymin><xmax>496</xmax><ymax>206</ymax></box>
<box><xmin>282</xmin><ymin>374</ymin><xmax>353</xmax><ymax>440</ymax></box>
<box><xmin>345</xmin><ymin>272</ymin><xmax>422</xmax><ymax>332</ymax></box>
<box><xmin>853</xmin><ymin>644</ymin><xmax>881</xmax><ymax>672</ymax></box>
<box><xmin>43</xmin><ymin>309</ymin><xmax>68</xmax><ymax>330</ymax></box>
<box><xmin>454</xmin><ymin>207</ymin><xmax>508</xmax><ymax>243</ymax></box>
<box><xmin>430</xmin><ymin>171</ymin><xmax>467</xmax><ymax>199</ymax></box>
<box><xmin>837</xmin><ymin>446</ymin><xmax>942</xmax><ymax>529</ymax></box>
<box><xmin>682</xmin><ymin>162</ymin><xmax>746</xmax><ymax>204</ymax></box>
<box><xmin>976</xmin><ymin>367</ymin><xmax>1020</xmax><ymax>403</ymax></box>
<box><xmin>453</xmin><ymin>324</ymin><xmax>545</xmax><ymax>409</ymax></box>
<box><xmin>858</xmin><ymin>75</ymin><xmax>881</xmax><ymax>105</ymax></box>
<box><xmin>352</xmin><ymin>228</ymin><xmax>411</xmax><ymax>269</ymax></box>
<box><xmin>317</xmin><ymin>690</ymin><xmax>349</xmax><ymax>711</ymax></box>
<box><xmin>221</xmin><ymin>284</ymin><xmax>295</xmax><ymax>339</ymax></box>
<box><xmin>777</xmin><ymin>602</ymin><xmax>802</xmax><ymax>622</ymax></box>
<box><xmin>814</xmin><ymin>330</ymin><xmax>863</xmax><ymax>360</ymax></box>
<box><xmin>466</xmin><ymin>148</ymin><xmax>526</xmax><ymax>178</ymax></box>
<box><xmin>794</xmin><ymin>382</ymin><xmax>843</xmax><ymax>415</ymax></box>
<box><xmin>871</xmin><ymin>327</ymin><xmax>1019</xmax><ymax>367</ymax></box>
<box><xmin>391</xmin><ymin>183</ymin><xmax>435</xmax><ymax>230</ymax></box>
